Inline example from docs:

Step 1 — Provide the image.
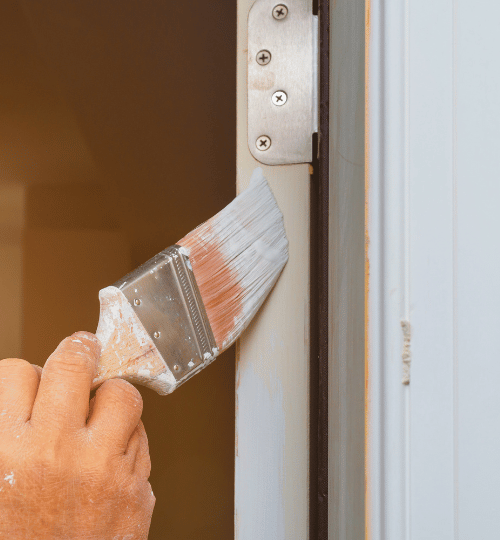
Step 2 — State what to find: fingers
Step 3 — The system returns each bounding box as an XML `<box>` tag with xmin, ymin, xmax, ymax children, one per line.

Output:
<box><xmin>31</xmin><ymin>364</ymin><xmax>43</xmax><ymax>377</ymax></box>
<box><xmin>87</xmin><ymin>379</ymin><xmax>143</xmax><ymax>453</ymax></box>
<box><xmin>125</xmin><ymin>421</ymin><xmax>152</xmax><ymax>478</ymax></box>
<box><xmin>31</xmin><ymin>332</ymin><xmax>101</xmax><ymax>430</ymax></box>
<box><xmin>0</xmin><ymin>359</ymin><xmax>41</xmax><ymax>424</ymax></box>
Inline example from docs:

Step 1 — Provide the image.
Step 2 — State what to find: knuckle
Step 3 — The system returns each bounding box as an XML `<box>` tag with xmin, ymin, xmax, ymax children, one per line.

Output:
<box><xmin>0</xmin><ymin>358</ymin><xmax>32</xmax><ymax>370</ymax></box>
<box><xmin>49</xmin><ymin>352</ymin><xmax>92</xmax><ymax>375</ymax></box>
<box><xmin>101</xmin><ymin>379</ymin><xmax>143</xmax><ymax>408</ymax></box>
<box><xmin>0</xmin><ymin>358</ymin><xmax>40</xmax><ymax>382</ymax></box>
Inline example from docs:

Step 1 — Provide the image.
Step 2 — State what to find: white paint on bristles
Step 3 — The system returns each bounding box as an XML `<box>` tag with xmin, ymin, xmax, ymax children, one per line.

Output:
<box><xmin>178</xmin><ymin>167</ymin><xmax>288</xmax><ymax>351</ymax></box>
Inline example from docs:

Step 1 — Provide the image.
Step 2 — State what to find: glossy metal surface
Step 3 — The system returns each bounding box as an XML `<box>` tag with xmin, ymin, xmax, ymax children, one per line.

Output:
<box><xmin>248</xmin><ymin>0</ymin><xmax>318</xmax><ymax>165</ymax></box>
<box><xmin>113</xmin><ymin>245</ymin><xmax>218</xmax><ymax>386</ymax></box>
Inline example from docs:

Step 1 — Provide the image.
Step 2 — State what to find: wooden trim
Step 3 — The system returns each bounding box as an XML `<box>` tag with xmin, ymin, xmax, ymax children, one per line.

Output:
<box><xmin>328</xmin><ymin>0</ymin><xmax>366</xmax><ymax>538</ymax></box>
<box><xmin>235</xmin><ymin>0</ymin><xmax>311</xmax><ymax>538</ymax></box>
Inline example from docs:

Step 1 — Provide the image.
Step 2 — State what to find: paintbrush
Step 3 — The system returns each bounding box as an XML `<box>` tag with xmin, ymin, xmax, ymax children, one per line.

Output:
<box><xmin>91</xmin><ymin>168</ymin><xmax>288</xmax><ymax>395</ymax></box>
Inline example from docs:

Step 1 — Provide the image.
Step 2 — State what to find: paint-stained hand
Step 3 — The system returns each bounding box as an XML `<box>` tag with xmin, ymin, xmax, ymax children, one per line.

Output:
<box><xmin>0</xmin><ymin>331</ymin><xmax>155</xmax><ymax>539</ymax></box>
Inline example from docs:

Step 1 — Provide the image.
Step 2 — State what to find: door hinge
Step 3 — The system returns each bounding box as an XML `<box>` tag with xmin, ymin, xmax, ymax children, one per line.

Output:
<box><xmin>248</xmin><ymin>0</ymin><xmax>318</xmax><ymax>165</ymax></box>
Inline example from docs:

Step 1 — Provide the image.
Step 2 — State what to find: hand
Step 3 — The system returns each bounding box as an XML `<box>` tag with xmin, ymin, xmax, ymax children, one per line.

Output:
<box><xmin>0</xmin><ymin>332</ymin><xmax>155</xmax><ymax>539</ymax></box>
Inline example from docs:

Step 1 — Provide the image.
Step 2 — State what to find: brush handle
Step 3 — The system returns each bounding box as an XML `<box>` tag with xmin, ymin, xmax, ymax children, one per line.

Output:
<box><xmin>91</xmin><ymin>286</ymin><xmax>176</xmax><ymax>396</ymax></box>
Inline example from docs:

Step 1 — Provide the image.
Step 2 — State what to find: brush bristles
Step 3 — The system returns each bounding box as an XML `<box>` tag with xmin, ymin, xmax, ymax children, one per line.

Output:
<box><xmin>178</xmin><ymin>168</ymin><xmax>288</xmax><ymax>351</ymax></box>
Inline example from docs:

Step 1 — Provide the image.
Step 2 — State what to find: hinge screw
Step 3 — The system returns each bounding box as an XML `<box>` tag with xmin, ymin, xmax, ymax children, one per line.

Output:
<box><xmin>256</xmin><ymin>49</ymin><xmax>271</xmax><ymax>66</ymax></box>
<box><xmin>272</xmin><ymin>4</ymin><xmax>288</xmax><ymax>19</ymax></box>
<box><xmin>134</xmin><ymin>298</ymin><xmax>141</xmax><ymax>306</ymax></box>
<box><xmin>174</xmin><ymin>364</ymin><xmax>180</xmax><ymax>372</ymax></box>
<box><xmin>153</xmin><ymin>331</ymin><xmax>161</xmax><ymax>339</ymax></box>
<box><xmin>272</xmin><ymin>90</ymin><xmax>288</xmax><ymax>106</ymax></box>
<box><xmin>256</xmin><ymin>135</ymin><xmax>271</xmax><ymax>151</ymax></box>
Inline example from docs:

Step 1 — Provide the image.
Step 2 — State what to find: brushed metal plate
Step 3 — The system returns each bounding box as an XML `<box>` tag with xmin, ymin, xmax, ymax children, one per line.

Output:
<box><xmin>248</xmin><ymin>0</ymin><xmax>318</xmax><ymax>165</ymax></box>
<box><xmin>113</xmin><ymin>246</ymin><xmax>217</xmax><ymax>386</ymax></box>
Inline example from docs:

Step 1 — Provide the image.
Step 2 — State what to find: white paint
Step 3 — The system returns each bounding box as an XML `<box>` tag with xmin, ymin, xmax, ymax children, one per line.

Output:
<box><xmin>4</xmin><ymin>472</ymin><xmax>15</xmax><ymax>486</ymax></box>
<box><xmin>178</xmin><ymin>246</ymin><xmax>194</xmax><ymax>271</ymax></box>
<box><xmin>95</xmin><ymin>286</ymin><xmax>177</xmax><ymax>395</ymax></box>
<box><xmin>235</xmin><ymin>362</ymin><xmax>285</xmax><ymax>538</ymax></box>
<box><xmin>367</xmin><ymin>0</ymin><xmax>412</xmax><ymax>536</ymax></box>
<box><xmin>251</xmin><ymin>238</ymin><xmax>283</xmax><ymax>264</ymax></box>
<box><xmin>72</xmin><ymin>339</ymin><xmax>82</xmax><ymax>344</ymax></box>
<box><xmin>96</xmin><ymin>287</ymin><xmax>150</xmax><ymax>349</ymax></box>
<box><xmin>236</xmin><ymin>0</ymin><xmax>310</xmax><ymax>535</ymax></box>
<box><xmin>183</xmin><ymin>166</ymin><xmax>288</xmax><ymax>350</ymax></box>
<box><xmin>367</xmin><ymin>0</ymin><xmax>500</xmax><ymax>537</ymax></box>
<box><xmin>153</xmin><ymin>371</ymin><xmax>176</xmax><ymax>392</ymax></box>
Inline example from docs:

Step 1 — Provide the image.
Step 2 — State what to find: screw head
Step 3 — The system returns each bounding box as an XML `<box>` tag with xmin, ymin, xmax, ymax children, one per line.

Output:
<box><xmin>272</xmin><ymin>90</ymin><xmax>288</xmax><ymax>106</ymax></box>
<box><xmin>256</xmin><ymin>135</ymin><xmax>271</xmax><ymax>151</ymax></box>
<box><xmin>134</xmin><ymin>298</ymin><xmax>141</xmax><ymax>306</ymax></box>
<box><xmin>153</xmin><ymin>331</ymin><xmax>161</xmax><ymax>339</ymax></box>
<box><xmin>174</xmin><ymin>364</ymin><xmax>180</xmax><ymax>372</ymax></box>
<box><xmin>272</xmin><ymin>4</ymin><xmax>288</xmax><ymax>19</ymax></box>
<box><xmin>256</xmin><ymin>49</ymin><xmax>272</xmax><ymax>66</ymax></box>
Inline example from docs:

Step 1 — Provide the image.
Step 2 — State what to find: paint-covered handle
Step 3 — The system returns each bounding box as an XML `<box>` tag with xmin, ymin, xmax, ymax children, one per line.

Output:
<box><xmin>92</xmin><ymin>286</ymin><xmax>177</xmax><ymax>396</ymax></box>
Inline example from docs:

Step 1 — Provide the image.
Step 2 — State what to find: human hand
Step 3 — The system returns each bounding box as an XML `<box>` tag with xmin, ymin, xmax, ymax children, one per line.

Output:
<box><xmin>0</xmin><ymin>331</ymin><xmax>155</xmax><ymax>539</ymax></box>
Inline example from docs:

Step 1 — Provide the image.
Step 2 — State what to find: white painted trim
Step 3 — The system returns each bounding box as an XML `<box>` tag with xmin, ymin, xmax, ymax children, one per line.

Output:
<box><xmin>235</xmin><ymin>0</ymin><xmax>311</xmax><ymax>538</ymax></box>
<box><xmin>366</xmin><ymin>0</ymin><xmax>410</xmax><ymax>537</ymax></box>
<box><xmin>366</xmin><ymin>0</ymin><xmax>500</xmax><ymax>537</ymax></box>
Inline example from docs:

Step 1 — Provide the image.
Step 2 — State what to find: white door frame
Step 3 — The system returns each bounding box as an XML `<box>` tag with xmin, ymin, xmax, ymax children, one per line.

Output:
<box><xmin>235</xmin><ymin>0</ymin><xmax>311</xmax><ymax>538</ymax></box>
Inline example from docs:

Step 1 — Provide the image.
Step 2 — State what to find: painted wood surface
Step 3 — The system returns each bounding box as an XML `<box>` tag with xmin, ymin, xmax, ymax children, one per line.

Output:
<box><xmin>367</xmin><ymin>0</ymin><xmax>500</xmax><ymax>538</ymax></box>
<box><xmin>235</xmin><ymin>0</ymin><xmax>311</xmax><ymax>538</ymax></box>
<box><xmin>366</xmin><ymin>0</ymin><xmax>409</xmax><ymax>537</ymax></box>
<box><xmin>328</xmin><ymin>0</ymin><xmax>366</xmax><ymax>538</ymax></box>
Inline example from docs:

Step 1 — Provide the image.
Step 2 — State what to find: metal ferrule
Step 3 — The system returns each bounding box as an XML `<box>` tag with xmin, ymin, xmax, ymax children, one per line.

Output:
<box><xmin>113</xmin><ymin>245</ymin><xmax>218</xmax><ymax>387</ymax></box>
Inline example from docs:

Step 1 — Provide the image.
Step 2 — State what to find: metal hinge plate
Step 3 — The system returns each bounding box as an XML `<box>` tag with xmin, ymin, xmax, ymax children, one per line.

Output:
<box><xmin>248</xmin><ymin>0</ymin><xmax>318</xmax><ymax>165</ymax></box>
